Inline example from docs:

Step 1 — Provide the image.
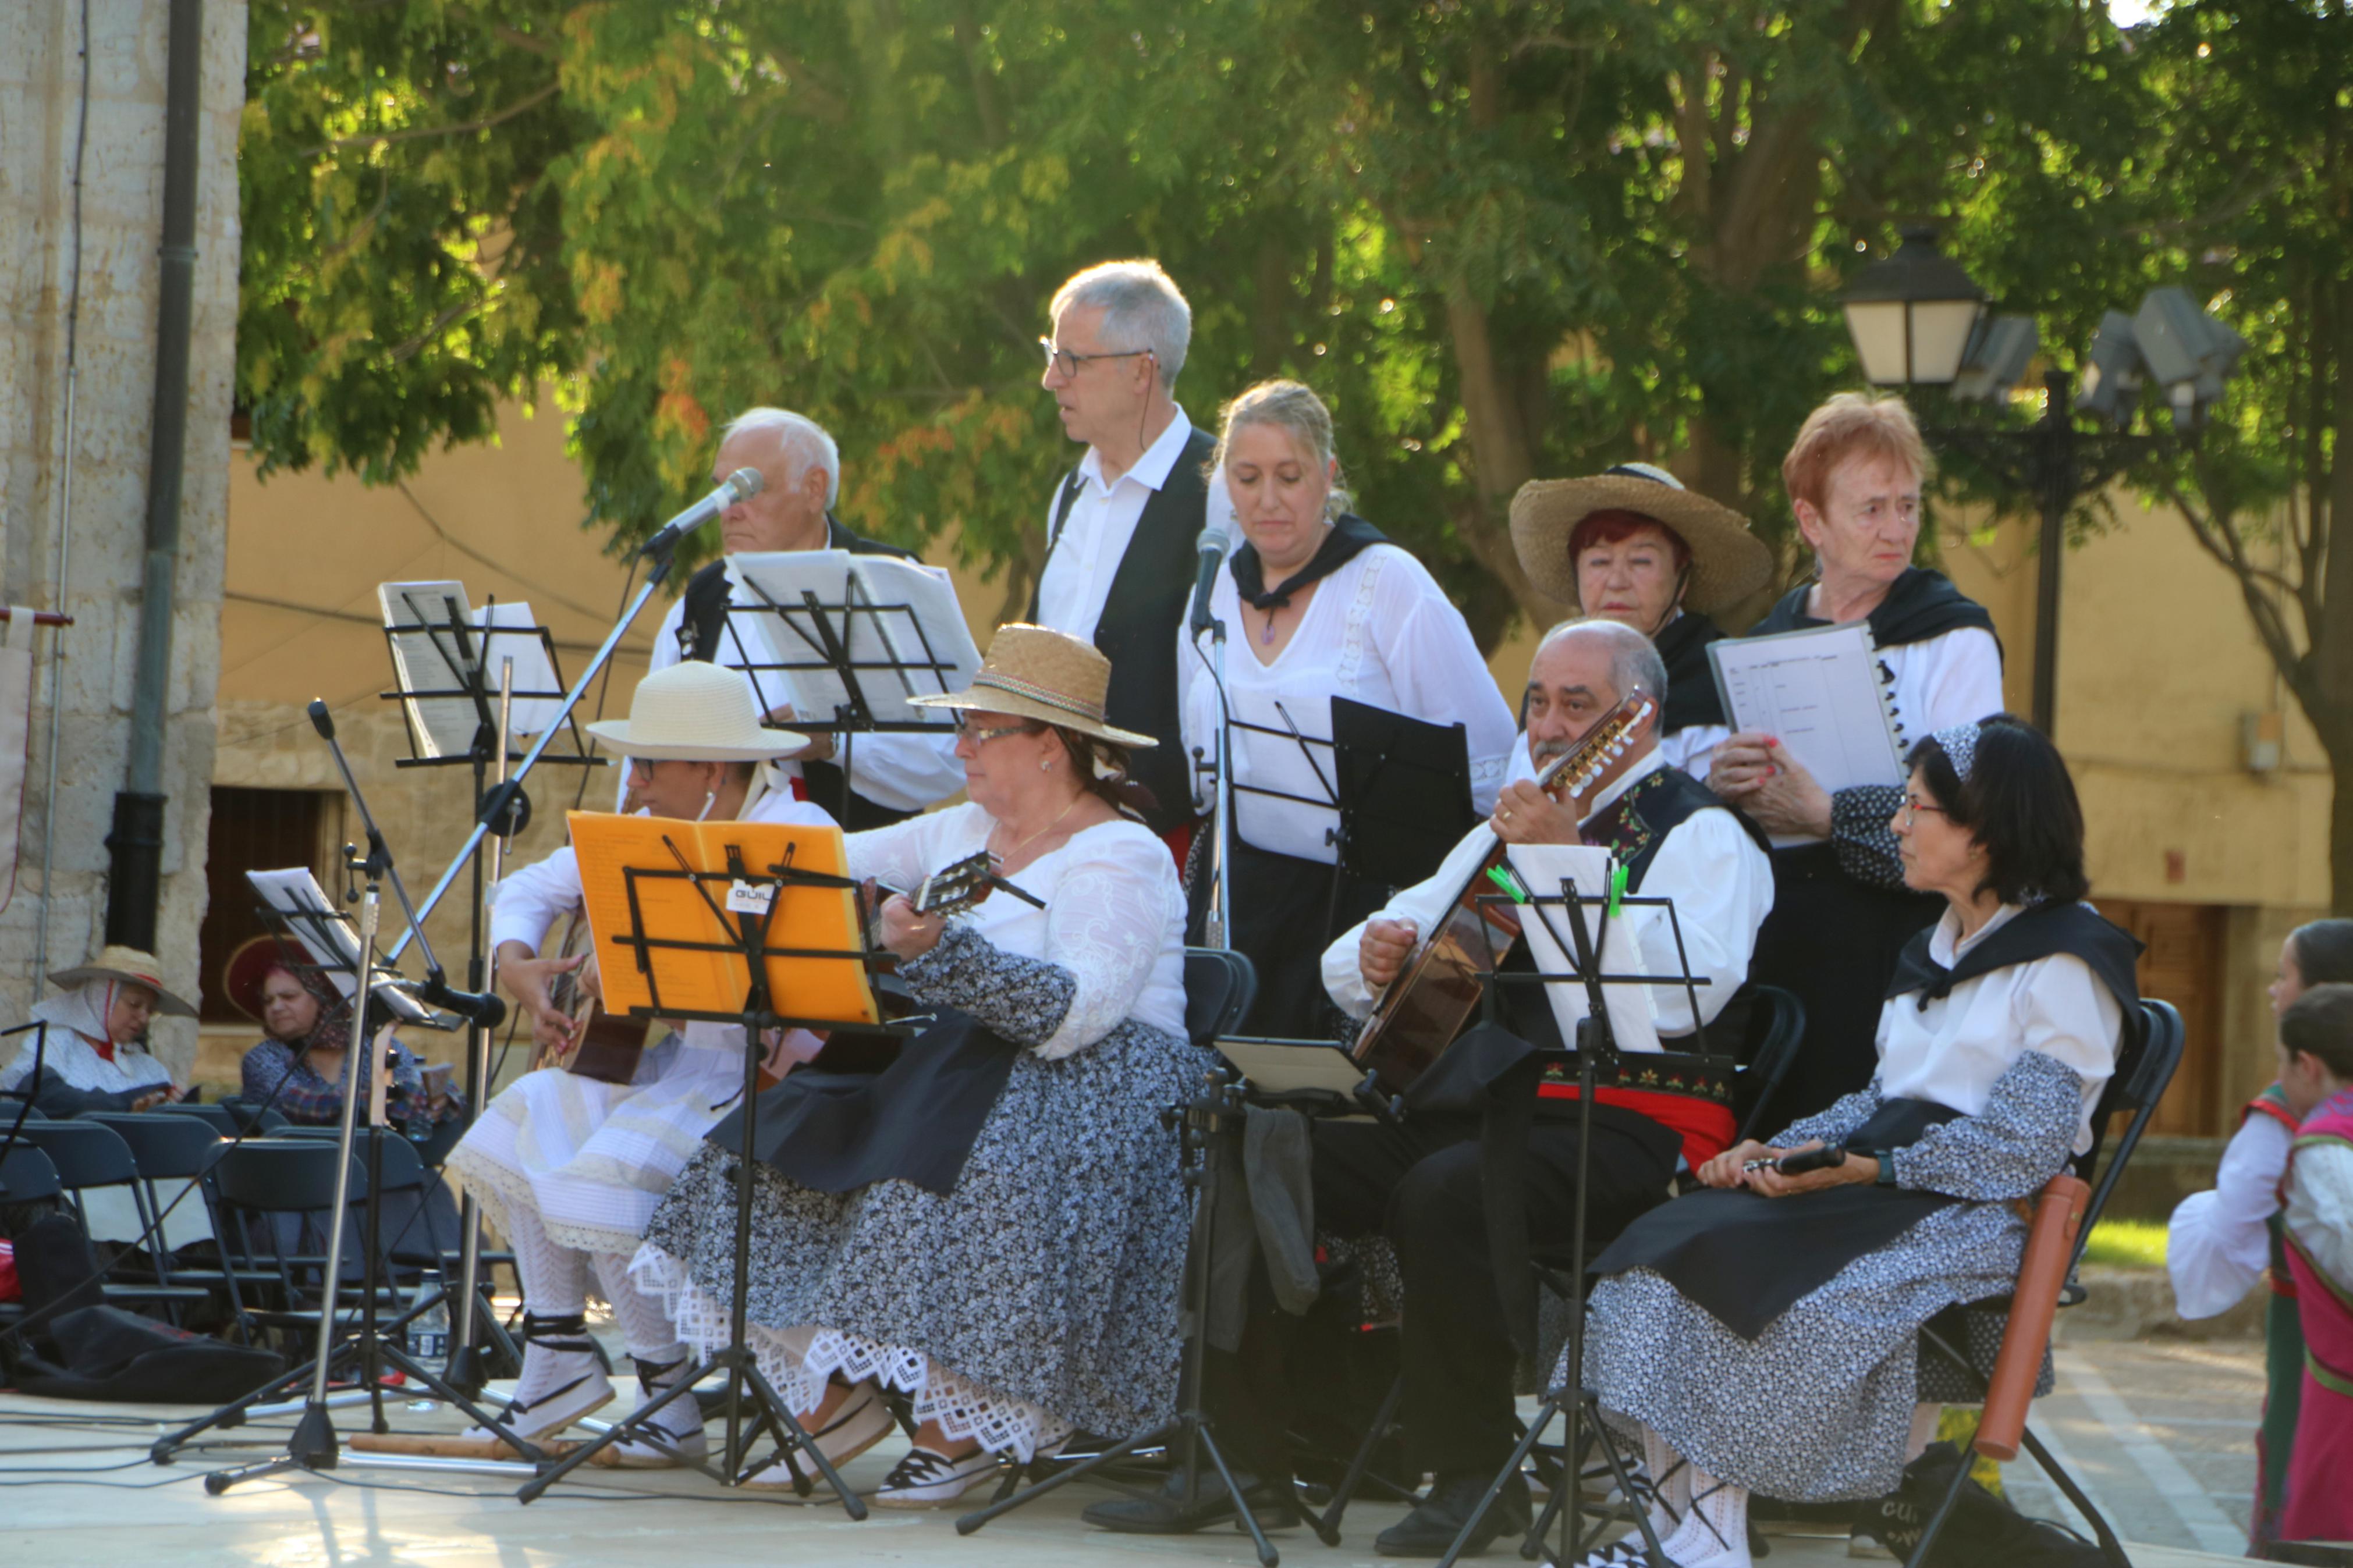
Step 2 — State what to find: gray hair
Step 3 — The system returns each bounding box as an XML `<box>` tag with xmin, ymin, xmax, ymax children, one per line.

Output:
<box><xmin>1536</xmin><ymin>618</ymin><xmax>1669</xmax><ymax>707</ymax></box>
<box><xmin>722</xmin><ymin>407</ymin><xmax>841</xmax><ymax>507</ymax></box>
<box><xmin>1050</xmin><ymin>259</ymin><xmax>1191</xmax><ymax>391</ymax></box>
<box><xmin>1211</xmin><ymin>379</ymin><xmax>1353</xmax><ymax>521</ymax></box>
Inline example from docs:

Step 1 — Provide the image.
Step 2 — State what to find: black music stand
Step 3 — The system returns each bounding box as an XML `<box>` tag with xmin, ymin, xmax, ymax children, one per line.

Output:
<box><xmin>1428</xmin><ymin>872</ymin><xmax>1720</xmax><ymax>1568</ymax></box>
<box><xmin>514</xmin><ymin>834</ymin><xmax>913</xmax><ymax>1514</ymax></box>
<box><xmin>379</xmin><ymin>586</ymin><xmax>601</xmax><ymax>1396</ymax></box>
<box><xmin>712</xmin><ymin>555</ymin><xmax>970</xmax><ymax>829</ymax></box>
<box><xmin>1329</xmin><ymin>696</ymin><xmax>1477</xmax><ymax>892</ymax></box>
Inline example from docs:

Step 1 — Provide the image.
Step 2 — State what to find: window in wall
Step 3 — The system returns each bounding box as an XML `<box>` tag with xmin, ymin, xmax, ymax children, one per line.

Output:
<box><xmin>194</xmin><ymin>787</ymin><xmax>341</xmax><ymax>1026</ymax></box>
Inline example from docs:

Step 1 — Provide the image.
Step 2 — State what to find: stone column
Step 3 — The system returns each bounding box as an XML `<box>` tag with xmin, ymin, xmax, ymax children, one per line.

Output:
<box><xmin>0</xmin><ymin>1</ymin><xmax>247</xmax><ymax>1081</ymax></box>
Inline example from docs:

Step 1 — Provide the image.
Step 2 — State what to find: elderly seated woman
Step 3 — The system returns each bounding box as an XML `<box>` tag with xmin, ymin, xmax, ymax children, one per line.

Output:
<box><xmin>1</xmin><ymin>947</ymin><xmax>194</xmax><ymax>1116</ymax></box>
<box><xmin>1566</xmin><ymin>716</ymin><xmax>2139</xmax><ymax>1568</ymax></box>
<box><xmin>632</xmin><ymin>625</ymin><xmax>1205</xmax><ymax>1509</ymax></box>
<box><xmin>228</xmin><ymin>936</ymin><xmax>462</xmax><ymax>1133</ymax></box>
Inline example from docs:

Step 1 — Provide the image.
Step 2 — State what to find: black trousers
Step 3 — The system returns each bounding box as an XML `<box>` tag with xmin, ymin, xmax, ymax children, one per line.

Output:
<box><xmin>1206</xmin><ymin>1106</ymin><xmax>1678</xmax><ymax>1477</ymax></box>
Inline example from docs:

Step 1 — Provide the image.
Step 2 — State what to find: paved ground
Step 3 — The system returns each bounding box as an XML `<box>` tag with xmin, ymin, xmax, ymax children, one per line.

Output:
<box><xmin>1</xmin><ymin>1330</ymin><xmax>2263</xmax><ymax>1566</ymax></box>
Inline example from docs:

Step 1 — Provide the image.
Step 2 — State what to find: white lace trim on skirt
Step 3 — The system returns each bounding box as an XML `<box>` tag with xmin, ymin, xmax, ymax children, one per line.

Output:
<box><xmin>629</xmin><ymin>1244</ymin><xmax>1074</xmax><ymax>1463</ymax></box>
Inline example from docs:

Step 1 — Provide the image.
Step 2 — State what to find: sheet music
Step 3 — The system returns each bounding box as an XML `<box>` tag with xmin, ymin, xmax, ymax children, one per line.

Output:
<box><xmin>379</xmin><ymin>581</ymin><xmax>567</xmax><ymax>755</ymax></box>
<box><xmin>1218</xmin><ymin>1037</ymin><xmax>1368</xmax><ymax>1099</ymax></box>
<box><xmin>1706</xmin><ymin>621</ymin><xmax>1907</xmax><ymax>808</ymax></box>
<box><xmin>721</xmin><ymin>551</ymin><xmax>979</xmax><ymax>731</ymax></box>
<box><xmin>1501</xmin><ymin>844</ymin><xmax>1663</xmax><ymax>1055</ymax></box>
<box><xmin>244</xmin><ymin>867</ymin><xmax>437</xmax><ymax>1023</ymax></box>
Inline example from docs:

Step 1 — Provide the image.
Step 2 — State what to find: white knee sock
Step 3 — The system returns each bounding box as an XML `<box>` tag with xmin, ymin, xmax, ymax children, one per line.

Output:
<box><xmin>592</xmin><ymin>1250</ymin><xmax>685</xmax><ymax>1364</ymax></box>
<box><xmin>1659</xmin><ymin>1462</ymin><xmax>1751</xmax><ymax>1568</ymax></box>
<box><xmin>1905</xmin><ymin>1403</ymin><xmax>1943</xmax><ymax>1463</ymax></box>
<box><xmin>1639</xmin><ymin>1424</ymin><xmax>1691</xmax><ymax>1537</ymax></box>
<box><xmin>505</xmin><ymin>1204</ymin><xmax>587</xmax><ymax>1315</ymax></box>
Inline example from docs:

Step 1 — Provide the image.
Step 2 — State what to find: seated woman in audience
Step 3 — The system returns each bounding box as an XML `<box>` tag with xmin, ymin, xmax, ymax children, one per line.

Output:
<box><xmin>1568</xmin><ymin>716</ymin><xmax>2138</xmax><ymax>1568</ymax></box>
<box><xmin>2168</xmin><ymin>917</ymin><xmax>2353</xmax><ymax>1553</ymax></box>
<box><xmin>634</xmin><ymin>625</ymin><xmax>1204</xmax><ymax>1509</ymax></box>
<box><xmin>228</xmin><ymin>936</ymin><xmax>461</xmax><ymax>1133</ymax></box>
<box><xmin>1176</xmin><ymin>379</ymin><xmax>1514</xmax><ymax>1039</ymax></box>
<box><xmin>1</xmin><ymin>947</ymin><xmax>193</xmax><ymax>1117</ymax></box>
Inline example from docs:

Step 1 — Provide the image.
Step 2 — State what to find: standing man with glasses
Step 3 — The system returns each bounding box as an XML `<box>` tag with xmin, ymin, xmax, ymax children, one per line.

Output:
<box><xmin>1032</xmin><ymin>259</ymin><xmax>1228</xmax><ymax>851</ymax></box>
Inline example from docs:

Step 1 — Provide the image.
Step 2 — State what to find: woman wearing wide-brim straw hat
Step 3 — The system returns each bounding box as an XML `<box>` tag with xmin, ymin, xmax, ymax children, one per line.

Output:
<box><xmin>636</xmin><ymin>623</ymin><xmax>1210</xmax><ymax>1508</ymax></box>
<box><xmin>1510</xmin><ymin>462</ymin><xmax>1775</xmax><ymax>777</ymax></box>
<box><xmin>0</xmin><ymin>945</ymin><xmax>192</xmax><ymax>1116</ymax></box>
<box><xmin>445</xmin><ymin>657</ymin><xmax>839</xmax><ymax>1469</ymax></box>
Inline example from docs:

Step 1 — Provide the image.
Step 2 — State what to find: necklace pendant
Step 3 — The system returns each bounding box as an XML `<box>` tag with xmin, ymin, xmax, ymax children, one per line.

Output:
<box><xmin>1260</xmin><ymin>615</ymin><xmax>1276</xmax><ymax>645</ymax></box>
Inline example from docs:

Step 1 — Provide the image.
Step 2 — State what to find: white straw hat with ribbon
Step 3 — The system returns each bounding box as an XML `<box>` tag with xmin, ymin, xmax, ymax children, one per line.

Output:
<box><xmin>48</xmin><ymin>945</ymin><xmax>197</xmax><ymax>1017</ymax></box>
<box><xmin>907</xmin><ymin>624</ymin><xmax>1158</xmax><ymax>749</ymax></box>
<box><xmin>1510</xmin><ymin>461</ymin><xmax>1774</xmax><ymax>616</ymax></box>
<box><xmin>586</xmin><ymin>661</ymin><xmax>810</xmax><ymax>760</ymax></box>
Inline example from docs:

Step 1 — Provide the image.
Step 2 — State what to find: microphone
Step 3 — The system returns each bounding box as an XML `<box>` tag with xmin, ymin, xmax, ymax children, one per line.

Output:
<box><xmin>308</xmin><ymin>699</ymin><xmax>335</xmax><ymax>741</ymax></box>
<box><xmin>1188</xmin><ymin>518</ymin><xmax>1234</xmax><ymax>638</ymax></box>
<box><xmin>415</xmin><ymin>975</ymin><xmax>509</xmax><ymax>1029</ymax></box>
<box><xmin>637</xmin><ymin>467</ymin><xmax>764</xmax><ymax>557</ymax></box>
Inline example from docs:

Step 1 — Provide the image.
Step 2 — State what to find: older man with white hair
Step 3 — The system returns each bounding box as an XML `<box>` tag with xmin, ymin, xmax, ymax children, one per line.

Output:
<box><xmin>1031</xmin><ymin>259</ymin><xmax>1228</xmax><ymax>840</ymax></box>
<box><xmin>1087</xmin><ymin>618</ymin><xmax>1774</xmax><ymax>1556</ymax></box>
<box><xmin>641</xmin><ymin>407</ymin><xmax>964</xmax><ymax>827</ymax></box>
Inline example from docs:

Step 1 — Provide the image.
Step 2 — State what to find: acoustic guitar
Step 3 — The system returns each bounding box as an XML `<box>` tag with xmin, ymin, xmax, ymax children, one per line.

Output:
<box><xmin>534</xmin><ymin>848</ymin><xmax>1009</xmax><ymax>1085</ymax></box>
<box><xmin>1348</xmin><ymin>694</ymin><xmax>1655</xmax><ymax>1094</ymax></box>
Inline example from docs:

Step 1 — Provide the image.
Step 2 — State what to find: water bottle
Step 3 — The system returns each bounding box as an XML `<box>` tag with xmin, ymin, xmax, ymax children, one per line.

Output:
<box><xmin>410</xmin><ymin>1294</ymin><xmax>450</xmax><ymax>1371</ymax></box>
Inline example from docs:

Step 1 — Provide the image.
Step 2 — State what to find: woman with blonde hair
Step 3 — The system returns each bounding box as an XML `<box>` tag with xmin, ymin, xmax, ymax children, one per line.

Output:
<box><xmin>1176</xmin><ymin>378</ymin><xmax>1516</xmax><ymax>1039</ymax></box>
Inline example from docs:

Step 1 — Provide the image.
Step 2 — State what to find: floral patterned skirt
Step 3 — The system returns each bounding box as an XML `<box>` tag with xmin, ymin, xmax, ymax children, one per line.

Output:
<box><xmin>633</xmin><ymin>1017</ymin><xmax>1210</xmax><ymax>1458</ymax></box>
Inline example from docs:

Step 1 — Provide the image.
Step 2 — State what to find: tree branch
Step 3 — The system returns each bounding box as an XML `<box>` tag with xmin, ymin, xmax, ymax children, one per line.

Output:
<box><xmin>304</xmin><ymin>81</ymin><xmax>559</xmax><ymax>158</ymax></box>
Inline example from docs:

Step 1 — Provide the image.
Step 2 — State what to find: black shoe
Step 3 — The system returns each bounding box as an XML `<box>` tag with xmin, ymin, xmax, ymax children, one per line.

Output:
<box><xmin>1374</xmin><ymin>1469</ymin><xmax>1533</xmax><ymax>1559</ymax></box>
<box><xmin>1081</xmin><ymin>1466</ymin><xmax>1302</xmax><ymax>1534</ymax></box>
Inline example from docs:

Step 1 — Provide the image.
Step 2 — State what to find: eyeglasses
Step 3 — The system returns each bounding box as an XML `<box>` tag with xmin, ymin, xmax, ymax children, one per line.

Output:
<box><xmin>954</xmin><ymin>716</ymin><xmax>1044</xmax><ymax>746</ymax></box>
<box><xmin>1896</xmin><ymin>795</ymin><xmax>1949</xmax><ymax>828</ymax></box>
<box><xmin>1039</xmin><ymin>337</ymin><xmax>1151</xmax><ymax>379</ymax></box>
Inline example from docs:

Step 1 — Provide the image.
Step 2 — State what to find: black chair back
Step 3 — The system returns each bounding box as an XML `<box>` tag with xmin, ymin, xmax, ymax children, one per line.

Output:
<box><xmin>2069</xmin><ymin>998</ymin><xmax>2184</xmax><ymax>1271</ymax></box>
<box><xmin>1184</xmin><ymin>948</ymin><xmax>1259</xmax><ymax>1046</ymax></box>
<box><xmin>84</xmin><ymin>1112</ymin><xmax>222</xmax><ymax>1181</ymax></box>
<box><xmin>208</xmin><ymin>1139</ymin><xmax>365</xmax><ymax>1214</ymax></box>
<box><xmin>0</xmin><ymin>1100</ymin><xmax>47</xmax><ymax>1121</ymax></box>
<box><xmin>1732</xmin><ymin>985</ymin><xmax>1806</xmax><ymax>1145</ymax></box>
<box><xmin>155</xmin><ymin>1102</ymin><xmax>242</xmax><ymax>1136</ymax></box>
<box><xmin>0</xmin><ymin>1145</ymin><xmax>63</xmax><ymax>1205</ymax></box>
<box><xmin>217</xmin><ymin>1097</ymin><xmax>292</xmax><ymax>1135</ymax></box>
<box><xmin>16</xmin><ymin>1121</ymin><xmax>143</xmax><ymax>1192</ymax></box>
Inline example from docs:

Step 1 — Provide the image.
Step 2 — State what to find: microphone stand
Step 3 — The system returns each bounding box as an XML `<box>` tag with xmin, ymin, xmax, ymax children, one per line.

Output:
<box><xmin>1193</xmin><ymin>612</ymin><xmax>1237</xmax><ymax>949</ymax></box>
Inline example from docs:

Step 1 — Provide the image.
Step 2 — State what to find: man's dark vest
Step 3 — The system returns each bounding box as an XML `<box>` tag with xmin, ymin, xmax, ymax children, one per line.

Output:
<box><xmin>1027</xmin><ymin>426</ymin><xmax>1216</xmax><ymax>834</ymax></box>
<box><xmin>678</xmin><ymin>515</ymin><xmax>923</xmax><ymax>831</ymax></box>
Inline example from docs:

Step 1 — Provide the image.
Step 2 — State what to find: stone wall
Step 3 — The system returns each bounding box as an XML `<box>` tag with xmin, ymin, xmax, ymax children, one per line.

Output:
<box><xmin>0</xmin><ymin>1</ymin><xmax>248</xmax><ymax>1082</ymax></box>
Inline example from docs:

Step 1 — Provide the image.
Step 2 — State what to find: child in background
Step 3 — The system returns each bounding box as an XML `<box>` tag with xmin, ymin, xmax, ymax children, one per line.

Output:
<box><xmin>2271</xmin><ymin>982</ymin><xmax>2353</xmax><ymax>1547</ymax></box>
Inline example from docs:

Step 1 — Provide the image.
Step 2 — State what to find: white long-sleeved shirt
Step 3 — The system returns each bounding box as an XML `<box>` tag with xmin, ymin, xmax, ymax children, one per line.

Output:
<box><xmin>1035</xmin><ymin>407</ymin><xmax>1233</xmax><ymax>643</ymax></box>
<box><xmin>1321</xmin><ymin>751</ymin><xmax>1773</xmax><ymax>1040</ymax></box>
<box><xmin>633</xmin><ymin>567</ymin><xmax>966</xmax><ymax>815</ymax></box>
<box><xmin>2168</xmin><ymin>1109</ymin><xmax>2294</xmax><ymax>1319</ymax></box>
<box><xmin>2286</xmin><ymin>1136</ymin><xmax>2353</xmax><ymax>1299</ymax></box>
<box><xmin>1177</xmin><ymin>542</ymin><xmax>1518</xmax><ymax>862</ymax></box>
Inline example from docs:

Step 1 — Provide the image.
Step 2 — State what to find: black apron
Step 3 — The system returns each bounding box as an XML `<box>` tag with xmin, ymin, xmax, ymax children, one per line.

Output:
<box><xmin>1588</xmin><ymin>1100</ymin><xmax>1963</xmax><ymax>1339</ymax></box>
<box><xmin>705</xmin><ymin>1011</ymin><xmax>1018</xmax><ymax>1197</ymax></box>
<box><xmin>1191</xmin><ymin>835</ymin><xmax>1388</xmax><ymax>1041</ymax></box>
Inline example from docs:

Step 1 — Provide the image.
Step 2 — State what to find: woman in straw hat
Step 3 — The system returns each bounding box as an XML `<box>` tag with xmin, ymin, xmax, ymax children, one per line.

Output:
<box><xmin>1</xmin><ymin>946</ymin><xmax>194</xmax><ymax>1117</ymax></box>
<box><xmin>1509</xmin><ymin>460</ymin><xmax>1775</xmax><ymax>778</ymax></box>
<box><xmin>634</xmin><ymin>623</ymin><xmax>1205</xmax><ymax>1507</ymax></box>
<box><xmin>1176</xmin><ymin>379</ymin><xmax>1516</xmax><ymax>1040</ymax></box>
<box><xmin>226</xmin><ymin>935</ymin><xmax>460</xmax><ymax>1132</ymax></box>
<box><xmin>445</xmin><ymin>659</ymin><xmax>835</xmax><ymax>1467</ymax></box>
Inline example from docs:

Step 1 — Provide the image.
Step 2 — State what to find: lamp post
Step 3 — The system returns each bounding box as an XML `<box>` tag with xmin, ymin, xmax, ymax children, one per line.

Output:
<box><xmin>1839</xmin><ymin>229</ymin><xmax>2178</xmax><ymax>738</ymax></box>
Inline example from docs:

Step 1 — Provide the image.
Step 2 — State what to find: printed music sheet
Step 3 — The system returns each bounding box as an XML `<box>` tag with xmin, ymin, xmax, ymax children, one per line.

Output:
<box><xmin>1501</xmin><ymin>844</ymin><xmax>1663</xmax><ymax>1055</ymax></box>
<box><xmin>379</xmin><ymin>581</ymin><xmax>567</xmax><ymax>755</ymax></box>
<box><xmin>244</xmin><ymin>867</ymin><xmax>438</xmax><ymax>1024</ymax></box>
<box><xmin>1706</xmin><ymin>621</ymin><xmax>1907</xmax><ymax>802</ymax></box>
<box><xmin>566</xmin><ymin>812</ymin><xmax>879</xmax><ymax>1027</ymax></box>
<box><xmin>719</xmin><ymin>550</ymin><xmax>979</xmax><ymax>730</ymax></box>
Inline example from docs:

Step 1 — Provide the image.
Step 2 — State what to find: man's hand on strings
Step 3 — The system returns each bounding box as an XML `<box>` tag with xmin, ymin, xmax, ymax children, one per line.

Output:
<box><xmin>878</xmin><ymin>893</ymin><xmax>946</xmax><ymax>963</ymax></box>
<box><xmin>1490</xmin><ymin>780</ymin><xmax>1582</xmax><ymax>847</ymax></box>
<box><xmin>1708</xmin><ymin>733</ymin><xmax>1830</xmax><ymax>838</ymax></box>
<box><xmin>1360</xmin><ymin>918</ymin><xmax>1419</xmax><ymax>992</ymax></box>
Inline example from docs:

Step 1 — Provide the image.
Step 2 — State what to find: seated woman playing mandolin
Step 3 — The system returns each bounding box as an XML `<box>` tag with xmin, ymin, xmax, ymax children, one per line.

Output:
<box><xmin>1089</xmin><ymin>618</ymin><xmax>1774</xmax><ymax>1555</ymax></box>
<box><xmin>1566</xmin><ymin>716</ymin><xmax>2138</xmax><ymax>1568</ymax></box>
<box><xmin>630</xmin><ymin>625</ymin><xmax>1206</xmax><ymax>1508</ymax></box>
<box><xmin>446</xmin><ymin>659</ymin><xmax>835</xmax><ymax>1466</ymax></box>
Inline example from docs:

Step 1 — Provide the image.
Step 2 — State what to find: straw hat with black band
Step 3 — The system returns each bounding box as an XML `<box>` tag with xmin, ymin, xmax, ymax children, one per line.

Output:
<box><xmin>1510</xmin><ymin>462</ymin><xmax>1774</xmax><ymax>617</ymax></box>
<box><xmin>48</xmin><ymin>945</ymin><xmax>197</xmax><ymax>1017</ymax></box>
<box><xmin>585</xmin><ymin>660</ymin><xmax>810</xmax><ymax>760</ymax></box>
<box><xmin>908</xmin><ymin>624</ymin><xmax>1158</xmax><ymax>750</ymax></box>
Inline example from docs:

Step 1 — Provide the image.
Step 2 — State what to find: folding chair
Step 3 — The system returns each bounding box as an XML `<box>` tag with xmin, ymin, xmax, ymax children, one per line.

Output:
<box><xmin>1184</xmin><ymin>947</ymin><xmax>1260</xmax><ymax>1047</ymax></box>
<box><xmin>12</xmin><ymin>1121</ymin><xmax>214</xmax><ymax>1324</ymax></box>
<box><xmin>1907</xmin><ymin>997</ymin><xmax>2185</xmax><ymax>1567</ymax></box>
<box><xmin>1731</xmin><ymin>984</ymin><xmax>1805</xmax><ymax>1145</ymax></box>
<box><xmin>205</xmin><ymin>1137</ymin><xmax>408</xmax><ymax>1352</ymax></box>
<box><xmin>154</xmin><ymin>1101</ymin><xmax>243</xmax><ymax>1137</ymax></box>
<box><xmin>0</xmin><ymin>1146</ymin><xmax>67</xmax><ymax>1334</ymax></box>
<box><xmin>83</xmin><ymin>1112</ymin><xmax>278</xmax><ymax>1333</ymax></box>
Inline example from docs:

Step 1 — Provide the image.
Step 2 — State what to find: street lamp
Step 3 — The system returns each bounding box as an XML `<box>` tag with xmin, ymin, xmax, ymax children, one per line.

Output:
<box><xmin>1835</xmin><ymin>231</ymin><xmax>2218</xmax><ymax>738</ymax></box>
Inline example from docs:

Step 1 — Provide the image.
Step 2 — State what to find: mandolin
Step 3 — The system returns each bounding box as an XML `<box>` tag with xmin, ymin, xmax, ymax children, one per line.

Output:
<box><xmin>1348</xmin><ymin>694</ymin><xmax>1655</xmax><ymax>1094</ymax></box>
